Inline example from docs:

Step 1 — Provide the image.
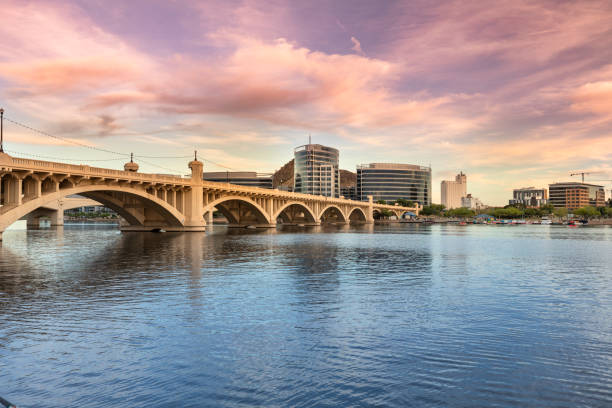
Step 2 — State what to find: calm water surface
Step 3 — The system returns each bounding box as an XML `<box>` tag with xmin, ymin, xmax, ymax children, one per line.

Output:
<box><xmin>1</xmin><ymin>224</ymin><xmax>611</xmax><ymax>407</ymax></box>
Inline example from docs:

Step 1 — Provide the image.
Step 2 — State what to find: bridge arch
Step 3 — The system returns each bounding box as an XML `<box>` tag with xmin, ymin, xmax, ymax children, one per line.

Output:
<box><xmin>273</xmin><ymin>201</ymin><xmax>317</xmax><ymax>224</ymax></box>
<box><xmin>319</xmin><ymin>204</ymin><xmax>347</xmax><ymax>224</ymax></box>
<box><xmin>348</xmin><ymin>207</ymin><xmax>368</xmax><ymax>223</ymax></box>
<box><xmin>203</xmin><ymin>195</ymin><xmax>270</xmax><ymax>226</ymax></box>
<box><xmin>0</xmin><ymin>184</ymin><xmax>185</xmax><ymax>231</ymax></box>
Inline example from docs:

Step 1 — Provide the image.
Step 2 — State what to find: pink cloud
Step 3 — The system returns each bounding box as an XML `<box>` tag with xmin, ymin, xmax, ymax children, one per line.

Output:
<box><xmin>571</xmin><ymin>81</ymin><xmax>612</xmax><ymax>115</ymax></box>
<box><xmin>0</xmin><ymin>59</ymin><xmax>137</xmax><ymax>94</ymax></box>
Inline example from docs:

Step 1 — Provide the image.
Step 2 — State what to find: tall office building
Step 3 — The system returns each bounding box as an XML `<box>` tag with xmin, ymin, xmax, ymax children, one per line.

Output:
<box><xmin>548</xmin><ymin>182</ymin><xmax>605</xmax><ymax>210</ymax></box>
<box><xmin>203</xmin><ymin>171</ymin><xmax>273</xmax><ymax>189</ymax></box>
<box><xmin>356</xmin><ymin>163</ymin><xmax>432</xmax><ymax>205</ymax></box>
<box><xmin>441</xmin><ymin>172</ymin><xmax>467</xmax><ymax>209</ymax></box>
<box><xmin>509</xmin><ymin>187</ymin><xmax>548</xmax><ymax>207</ymax></box>
<box><xmin>294</xmin><ymin>144</ymin><xmax>340</xmax><ymax>197</ymax></box>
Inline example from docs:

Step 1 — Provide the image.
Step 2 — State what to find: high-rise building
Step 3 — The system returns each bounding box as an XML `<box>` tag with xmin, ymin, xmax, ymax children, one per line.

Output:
<box><xmin>441</xmin><ymin>172</ymin><xmax>467</xmax><ymax>209</ymax></box>
<box><xmin>548</xmin><ymin>182</ymin><xmax>605</xmax><ymax>210</ymax></box>
<box><xmin>509</xmin><ymin>187</ymin><xmax>548</xmax><ymax>207</ymax></box>
<box><xmin>356</xmin><ymin>163</ymin><xmax>431</xmax><ymax>205</ymax></box>
<box><xmin>294</xmin><ymin>144</ymin><xmax>340</xmax><ymax>197</ymax></box>
<box><xmin>203</xmin><ymin>171</ymin><xmax>273</xmax><ymax>189</ymax></box>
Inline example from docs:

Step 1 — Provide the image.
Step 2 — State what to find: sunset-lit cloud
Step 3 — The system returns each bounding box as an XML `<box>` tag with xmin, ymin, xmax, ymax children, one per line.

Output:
<box><xmin>0</xmin><ymin>0</ymin><xmax>611</xmax><ymax>204</ymax></box>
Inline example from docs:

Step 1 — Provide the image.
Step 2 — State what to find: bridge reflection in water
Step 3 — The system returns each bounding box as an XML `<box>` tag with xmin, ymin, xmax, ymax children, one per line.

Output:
<box><xmin>0</xmin><ymin>153</ymin><xmax>419</xmax><ymax>240</ymax></box>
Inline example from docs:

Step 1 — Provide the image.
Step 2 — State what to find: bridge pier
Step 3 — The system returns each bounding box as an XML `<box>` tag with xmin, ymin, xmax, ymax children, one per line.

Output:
<box><xmin>24</xmin><ymin>208</ymin><xmax>64</xmax><ymax>228</ymax></box>
<box><xmin>50</xmin><ymin>209</ymin><xmax>64</xmax><ymax>226</ymax></box>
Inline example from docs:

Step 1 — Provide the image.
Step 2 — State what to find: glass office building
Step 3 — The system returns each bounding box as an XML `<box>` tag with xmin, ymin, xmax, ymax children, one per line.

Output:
<box><xmin>357</xmin><ymin>163</ymin><xmax>432</xmax><ymax>205</ymax></box>
<box><xmin>294</xmin><ymin>144</ymin><xmax>340</xmax><ymax>197</ymax></box>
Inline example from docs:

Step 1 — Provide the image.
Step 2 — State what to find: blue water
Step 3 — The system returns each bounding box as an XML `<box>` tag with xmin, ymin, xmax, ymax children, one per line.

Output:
<box><xmin>1</xmin><ymin>224</ymin><xmax>611</xmax><ymax>407</ymax></box>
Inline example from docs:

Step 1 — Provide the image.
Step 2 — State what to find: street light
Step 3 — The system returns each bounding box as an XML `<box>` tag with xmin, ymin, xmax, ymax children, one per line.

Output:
<box><xmin>0</xmin><ymin>108</ymin><xmax>4</xmax><ymax>153</ymax></box>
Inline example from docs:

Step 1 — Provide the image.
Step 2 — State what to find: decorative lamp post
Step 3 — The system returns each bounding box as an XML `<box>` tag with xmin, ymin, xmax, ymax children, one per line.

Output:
<box><xmin>0</xmin><ymin>108</ymin><xmax>4</xmax><ymax>153</ymax></box>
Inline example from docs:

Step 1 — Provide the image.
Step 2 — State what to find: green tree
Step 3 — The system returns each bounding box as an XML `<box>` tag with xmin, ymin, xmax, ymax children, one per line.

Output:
<box><xmin>490</xmin><ymin>207</ymin><xmax>524</xmax><ymax>219</ymax></box>
<box><xmin>524</xmin><ymin>208</ymin><xmax>542</xmax><ymax>217</ymax></box>
<box><xmin>446</xmin><ymin>207</ymin><xmax>475</xmax><ymax>218</ymax></box>
<box><xmin>574</xmin><ymin>206</ymin><xmax>600</xmax><ymax>219</ymax></box>
<box><xmin>395</xmin><ymin>198</ymin><xmax>415</xmax><ymax>207</ymax></box>
<box><xmin>375</xmin><ymin>199</ymin><xmax>387</xmax><ymax>205</ymax></box>
<box><xmin>553</xmin><ymin>207</ymin><xmax>568</xmax><ymax>218</ymax></box>
<box><xmin>540</xmin><ymin>204</ymin><xmax>555</xmax><ymax>214</ymax></box>
<box><xmin>421</xmin><ymin>204</ymin><xmax>445</xmax><ymax>216</ymax></box>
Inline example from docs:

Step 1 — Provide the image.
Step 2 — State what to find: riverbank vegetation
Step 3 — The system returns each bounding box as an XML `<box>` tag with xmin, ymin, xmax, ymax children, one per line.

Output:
<box><xmin>418</xmin><ymin>203</ymin><xmax>612</xmax><ymax>220</ymax></box>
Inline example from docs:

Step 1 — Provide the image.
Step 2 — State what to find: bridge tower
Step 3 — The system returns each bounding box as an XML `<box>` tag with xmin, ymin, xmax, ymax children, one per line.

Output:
<box><xmin>184</xmin><ymin>152</ymin><xmax>206</xmax><ymax>230</ymax></box>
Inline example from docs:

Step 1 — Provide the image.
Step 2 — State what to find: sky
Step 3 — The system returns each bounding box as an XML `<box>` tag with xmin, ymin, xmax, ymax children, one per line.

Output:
<box><xmin>1</xmin><ymin>0</ymin><xmax>611</xmax><ymax>205</ymax></box>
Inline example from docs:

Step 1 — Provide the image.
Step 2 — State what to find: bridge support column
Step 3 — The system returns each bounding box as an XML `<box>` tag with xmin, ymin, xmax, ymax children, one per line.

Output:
<box><xmin>206</xmin><ymin>211</ymin><xmax>213</xmax><ymax>225</ymax></box>
<box><xmin>2</xmin><ymin>175</ymin><xmax>21</xmax><ymax>206</ymax></box>
<box><xmin>183</xmin><ymin>157</ymin><xmax>206</xmax><ymax>231</ymax></box>
<box><xmin>50</xmin><ymin>209</ymin><xmax>64</xmax><ymax>226</ymax></box>
<box><xmin>26</xmin><ymin>213</ymin><xmax>41</xmax><ymax>228</ymax></box>
<box><xmin>366</xmin><ymin>195</ymin><xmax>375</xmax><ymax>223</ymax></box>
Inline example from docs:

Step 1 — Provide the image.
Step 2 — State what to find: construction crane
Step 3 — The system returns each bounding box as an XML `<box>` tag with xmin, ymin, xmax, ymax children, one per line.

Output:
<box><xmin>570</xmin><ymin>171</ymin><xmax>603</xmax><ymax>182</ymax></box>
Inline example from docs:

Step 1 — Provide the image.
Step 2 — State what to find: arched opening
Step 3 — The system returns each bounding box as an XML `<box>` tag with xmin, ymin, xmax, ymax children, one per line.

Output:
<box><xmin>1</xmin><ymin>186</ymin><xmax>186</xmax><ymax>233</ymax></box>
<box><xmin>21</xmin><ymin>175</ymin><xmax>39</xmax><ymax>203</ymax></box>
<box><xmin>59</xmin><ymin>178</ymin><xmax>74</xmax><ymax>190</ymax></box>
<box><xmin>348</xmin><ymin>207</ymin><xmax>367</xmax><ymax>223</ymax></box>
<box><xmin>275</xmin><ymin>203</ymin><xmax>317</xmax><ymax>225</ymax></box>
<box><xmin>204</xmin><ymin>197</ymin><xmax>270</xmax><ymax>227</ymax></box>
<box><xmin>320</xmin><ymin>205</ymin><xmax>347</xmax><ymax>224</ymax></box>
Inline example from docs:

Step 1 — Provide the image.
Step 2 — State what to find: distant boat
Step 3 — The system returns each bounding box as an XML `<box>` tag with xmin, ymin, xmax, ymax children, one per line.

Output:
<box><xmin>540</xmin><ymin>217</ymin><xmax>552</xmax><ymax>225</ymax></box>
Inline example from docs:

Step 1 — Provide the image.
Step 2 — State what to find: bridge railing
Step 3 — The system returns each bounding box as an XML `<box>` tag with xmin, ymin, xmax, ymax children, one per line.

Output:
<box><xmin>200</xmin><ymin>179</ymin><xmax>418</xmax><ymax>212</ymax></box>
<box><xmin>8</xmin><ymin>156</ymin><xmax>189</xmax><ymax>184</ymax></box>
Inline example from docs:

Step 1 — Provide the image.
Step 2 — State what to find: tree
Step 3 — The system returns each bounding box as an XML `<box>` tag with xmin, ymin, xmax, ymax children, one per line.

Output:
<box><xmin>375</xmin><ymin>199</ymin><xmax>387</xmax><ymax>205</ymax></box>
<box><xmin>490</xmin><ymin>207</ymin><xmax>524</xmax><ymax>219</ymax></box>
<box><xmin>524</xmin><ymin>208</ymin><xmax>542</xmax><ymax>217</ymax></box>
<box><xmin>505</xmin><ymin>202</ymin><xmax>526</xmax><ymax>210</ymax></box>
<box><xmin>553</xmin><ymin>207</ymin><xmax>568</xmax><ymax>218</ymax></box>
<box><xmin>540</xmin><ymin>204</ymin><xmax>555</xmax><ymax>214</ymax></box>
<box><xmin>421</xmin><ymin>204</ymin><xmax>445</xmax><ymax>216</ymax></box>
<box><xmin>446</xmin><ymin>207</ymin><xmax>475</xmax><ymax>218</ymax></box>
<box><xmin>395</xmin><ymin>198</ymin><xmax>415</xmax><ymax>207</ymax></box>
<box><xmin>574</xmin><ymin>206</ymin><xmax>600</xmax><ymax>219</ymax></box>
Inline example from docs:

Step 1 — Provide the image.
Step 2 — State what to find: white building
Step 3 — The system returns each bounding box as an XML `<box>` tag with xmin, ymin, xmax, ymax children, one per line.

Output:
<box><xmin>441</xmin><ymin>172</ymin><xmax>466</xmax><ymax>209</ymax></box>
<box><xmin>461</xmin><ymin>194</ymin><xmax>484</xmax><ymax>209</ymax></box>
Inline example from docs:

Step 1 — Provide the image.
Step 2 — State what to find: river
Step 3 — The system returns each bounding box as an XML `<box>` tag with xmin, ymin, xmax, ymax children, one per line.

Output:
<box><xmin>1</xmin><ymin>224</ymin><xmax>611</xmax><ymax>407</ymax></box>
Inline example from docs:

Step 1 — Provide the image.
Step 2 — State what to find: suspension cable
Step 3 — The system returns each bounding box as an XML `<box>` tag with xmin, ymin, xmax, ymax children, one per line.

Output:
<box><xmin>5</xmin><ymin>150</ymin><xmax>125</xmax><ymax>162</ymax></box>
<box><xmin>3</xmin><ymin>115</ymin><xmax>238</xmax><ymax>170</ymax></box>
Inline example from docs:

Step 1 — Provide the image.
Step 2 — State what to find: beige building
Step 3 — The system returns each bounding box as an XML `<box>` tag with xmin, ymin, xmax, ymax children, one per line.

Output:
<box><xmin>441</xmin><ymin>172</ymin><xmax>467</xmax><ymax>209</ymax></box>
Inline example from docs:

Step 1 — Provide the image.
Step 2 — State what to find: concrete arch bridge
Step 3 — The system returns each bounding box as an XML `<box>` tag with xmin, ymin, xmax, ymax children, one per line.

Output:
<box><xmin>0</xmin><ymin>153</ymin><xmax>419</xmax><ymax>240</ymax></box>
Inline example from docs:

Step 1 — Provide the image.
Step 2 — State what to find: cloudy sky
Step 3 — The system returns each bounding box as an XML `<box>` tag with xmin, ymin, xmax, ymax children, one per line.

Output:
<box><xmin>1</xmin><ymin>0</ymin><xmax>611</xmax><ymax>205</ymax></box>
